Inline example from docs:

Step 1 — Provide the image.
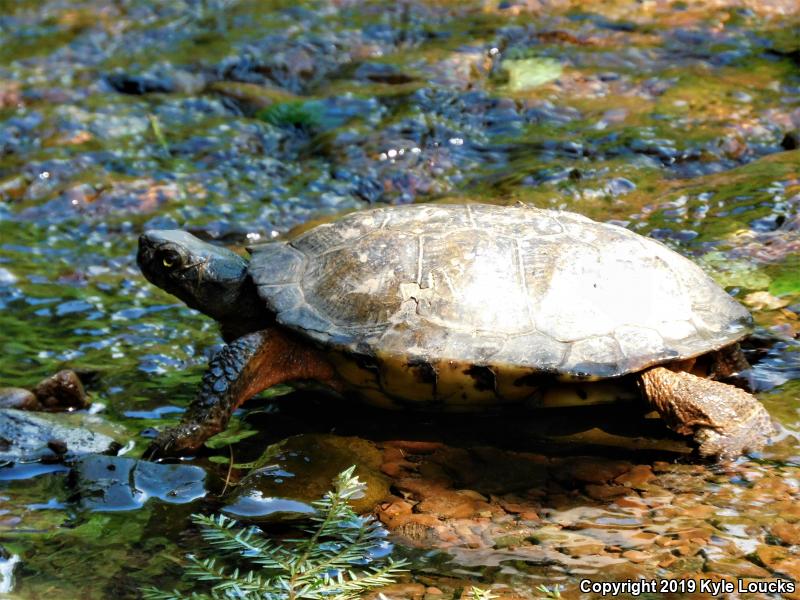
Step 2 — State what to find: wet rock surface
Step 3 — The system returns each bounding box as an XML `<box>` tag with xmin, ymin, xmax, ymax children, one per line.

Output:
<box><xmin>32</xmin><ymin>370</ymin><xmax>89</xmax><ymax>411</ymax></box>
<box><xmin>0</xmin><ymin>369</ymin><xmax>89</xmax><ymax>412</ymax></box>
<box><xmin>0</xmin><ymin>0</ymin><xmax>799</xmax><ymax>597</ymax></box>
<box><xmin>224</xmin><ymin>434</ymin><xmax>390</xmax><ymax>520</ymax></box>
<box><xmin>0</xmin><ymin>408</ymin><xmax>121</xmax><ymax>462</ymax></box>
<box><xmin>186</xmin><ymin>415</ymin><xmax>800</xmax><ymax>598</ymax></box>
<box><xmin>0</xmin><ymin>388</ymin><xmax>38</xmax><ymax>410</ymax></box>
<box><xmin>71</xmin><ymin>455</ymin><xmax>207</xmax><ymax>511</ymax></box>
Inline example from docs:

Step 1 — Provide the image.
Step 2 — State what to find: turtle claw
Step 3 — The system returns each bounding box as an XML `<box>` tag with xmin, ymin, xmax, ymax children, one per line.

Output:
<box><xmin>143</xmin><ymin>423</ymin><xmax>205</xmax><ymax>460</ymax></box>
<box><xmin>693</xmin><ymin>408</ymin><xmax>776</xmax><ymax>460</ymax></box>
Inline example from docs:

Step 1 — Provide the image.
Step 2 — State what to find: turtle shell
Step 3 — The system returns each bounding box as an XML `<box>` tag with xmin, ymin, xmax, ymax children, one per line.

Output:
<box><xmin>248</xmin><ymin>204</ymin><xmax>751</xmax><ymax>379</ymax></box>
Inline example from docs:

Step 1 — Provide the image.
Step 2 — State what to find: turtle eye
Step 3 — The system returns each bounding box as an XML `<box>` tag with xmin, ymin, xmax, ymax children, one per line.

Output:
<box><xmin>159</xmin><ymin>250</ymin><xmax>181</xmax><ymax>270</ymax></box>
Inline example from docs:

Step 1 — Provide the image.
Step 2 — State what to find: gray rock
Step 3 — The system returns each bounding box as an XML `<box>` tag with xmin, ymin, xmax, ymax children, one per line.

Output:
<box><xmin>0</xmin><ymin>388</ymin><xmax>39</xmax><ymax>410</ymax></box>
<box><xmin>0</xmin><ymin>409</ymin><xmax>121</xmax><ymax>462</ymax></box>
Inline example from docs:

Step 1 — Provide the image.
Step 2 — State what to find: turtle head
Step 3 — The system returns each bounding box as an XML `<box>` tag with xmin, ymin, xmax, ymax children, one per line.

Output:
<box><xmin>137</xmin><ymin>230</ymin><xmax>265</xmax><ymax>333</ymax></box>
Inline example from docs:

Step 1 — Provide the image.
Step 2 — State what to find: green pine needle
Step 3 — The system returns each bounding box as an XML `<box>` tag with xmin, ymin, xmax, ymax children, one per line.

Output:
<box><xmin>142</xmin><ymin>466</ymin><xmax>407</xmax><ymax>600</ymax></box>
<box><xmin>535</xmin><ymin>584</ymin><xmax>562</xmax><ymax>599</ymax></box>
<box><xmin>468</xmin><ymin>587</ymin><xmax>498</xmax><ymax>600</ymax></box>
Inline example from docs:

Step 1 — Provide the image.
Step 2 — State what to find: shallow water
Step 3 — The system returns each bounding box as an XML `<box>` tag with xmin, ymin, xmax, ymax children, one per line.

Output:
<box><xmin>0</xmin><ymin>0</ymin><xmax>799</xmax><ymax>598</ymax></box>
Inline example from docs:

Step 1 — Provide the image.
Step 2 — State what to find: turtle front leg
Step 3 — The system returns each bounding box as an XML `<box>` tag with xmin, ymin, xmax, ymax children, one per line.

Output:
<box><xmin>145</xmin><ymin>327</ymin><xmax>341</xmax><ymax>458</ymax></box>
<box><xmin>638</xmin><ymin>366</ymin><xmax>775</xmax><ymax>460</ymax></box>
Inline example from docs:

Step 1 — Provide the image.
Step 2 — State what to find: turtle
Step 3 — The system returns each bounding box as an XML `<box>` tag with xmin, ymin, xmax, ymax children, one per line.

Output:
<box><xmin>137</xmin><ymin>203</ymin><xmax>774</xmax><ymax>459</ymax></box>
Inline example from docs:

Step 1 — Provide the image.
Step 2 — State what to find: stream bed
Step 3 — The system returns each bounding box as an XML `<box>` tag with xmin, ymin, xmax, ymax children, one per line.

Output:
<box><xmin>0</xmin><ymin>0</ymin><xmax>799</xmax><ymax>598</ymax></box>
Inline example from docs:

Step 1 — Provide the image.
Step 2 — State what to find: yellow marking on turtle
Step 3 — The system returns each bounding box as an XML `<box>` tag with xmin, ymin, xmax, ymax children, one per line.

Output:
<box><xmin>327</xmin><ymin>348</ymin><xmax>636</xmax><ymax>412</ymax></box>
<box><xmin>325</xmin><ymin>352</ymin><xmax>382</xmax><ymax>392</ymax></box>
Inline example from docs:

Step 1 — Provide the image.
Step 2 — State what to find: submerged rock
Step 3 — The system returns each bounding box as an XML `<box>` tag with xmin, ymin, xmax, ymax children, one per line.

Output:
<box><xmin>104</xmin><ymin>67</ymin><xmax>205</xmax><ymax>96</ymax></box>
<box><xmin>71</xmin><ymin>455</ymin><xmax>206</xmax><ymax>511</ymax></box>
<box><xmin>0</xmin><ymin>370</ymin><xmax>89</xmax><ymax>413</ymax></box>
<box><xmin>354</xmin><ymin>62</ymin><xmax>416</xmax><ymax>85</ymax></box>
<box><xmin>224</xmin><ymin>434</ymin><xmax>389</xmax><ymax>521</ymax></box>
<box><xmin>0</xmin><ymin>409</ymin><xmax>121</xmax><ymax>462</ymax></box>
<box><xmin>208</xmin><ymin>81</ymin><xmax>297</xmax><ymax>114</ymax></box>
<box><xmin>33</xmin><ymin>370</ymin><xmax>89</xmax><ymax>411</ymax></box>
<box><xmin>0</xmin><ymin>388</ymin><xmax>38</xmax><ymax>410</ymax></box>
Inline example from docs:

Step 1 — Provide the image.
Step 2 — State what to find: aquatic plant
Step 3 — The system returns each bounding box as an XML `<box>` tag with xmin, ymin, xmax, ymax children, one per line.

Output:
<box><xmin>258</xmin><ymin>100</ymin><xmax>326</xmax><ymax>129</ymax></box>
<box><xmin>141</xmin><ymin>466</ymin><xmax>406</xmax><ymax>600</ymax></box>
<box><xmin>535</xmin><ymin>584</ymin><xmax>562</xmax><ymax>599</ymax></box>
<box><xmin>468</xmin><ymin>587</ymin><xmax>498</xmax><ymax>600</ymax></box>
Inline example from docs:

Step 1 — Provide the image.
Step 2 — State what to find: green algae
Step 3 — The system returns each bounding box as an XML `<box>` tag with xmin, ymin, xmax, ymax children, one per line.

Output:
<box><xmin>500</xmin><ymin>57</ymin><xmax>563</xmax><ymax>92</ymax></box>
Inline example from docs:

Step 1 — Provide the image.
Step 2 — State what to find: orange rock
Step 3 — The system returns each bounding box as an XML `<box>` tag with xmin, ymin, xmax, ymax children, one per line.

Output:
<box><xmin>614</xmin><ymin>496</ymin><xmax>648</xmax><ymax>510</ymax></box>
<box><xmin>614</xmin><ymin>465</ymin><xmax>655</xmax><ymax>488</ymax></box>
<box><xmin>621</xmin><ymin>550</ymin><xmax>651</xmax><ymax>563</ymax></box>
<box><xmin>705</xmin><ymin>558</ymin><xmax>771</xmax><ymax>579</ymax></box>
<box><xmin>569</xmin><ymin>542</ymin><xmax>607</xmax><ymax>557</ymax></box>
<box><xmin>381</xmin><ymin>460</ymin><xmax>416</xmax><ymax>478</ymax></box>
<box><xmin>497</xmin><ymin>496</ymin><xmax>533</xmax><ymax>514</ymax></box>
<box><xmin>383</xmin><ymin>446</ymin><xmax>407</xmax><ymax>462</ymax></box>
<box><xmin>681</xmin><ymin>504</ymin><xmax>715</xmax><ymax>518</ymax></box>
<box><xmin>452</xmin><ymin>522</ymin><xmax>484</xmax><ymax>548</ymax></box>
<box><xmin>752</xmin><ymin>475</ymin><xmax>793</xmax><ymax>496</ymax></box>
<box><xmin>384</xmin><ymin>440</ymin><xmax>444</xmax><ymax>454</ymax></box>
<box><xmin>394</xmin><ymin>477</ymin><xmax>492</xmax><ymax>519</ymax></box>
<box><xmin>674</xmin><ymin>544</ymin><xmax>692</xmax><ymax>556</ymax></box>
<box><xmin>417</xmin><ymin>493</ymin><xmax>490</xmax><ymax>519</ymax></box>
<box><xmin>406</xmin><ymin>515</ymin><xmax>438</xmax><ymax>531</ymax></box>
<box><xmin>377</xmin><ymin>498</ymin><xmax>414</xmax><ymax>529</ymax></box>
<box><xmin>563</xmin><ymin>458</ymin><xmax>632</xmax><ymax>484</ymax></box>
<box><xmin>655</xmin><ymin>536</ymin><xmax>673</xmax><ymax>547</ymax></box>
<box><xmin>425</xmin><ymin>587</ymin><xmax>443</xmax><ymax>595</ymax></box>
<box><xmin>755</xmin><ymin>544</ymin><xmax>800</xmax><ymax>580</ymax></box>
<box><xmin>393</xmin><ymin>515</ymin><xmax>441</xmax><ymax>544</ymax></box>
<box><xmin>585</xmin><ymin>483</ymin><xmax>627</xmax><ymax>500</ymax></box>
<box><xmin>676</xmin><ymin>527</ymin><xmax>712</xmax><ymax>542</ymax></box>
<box><xmin>658</xmin><ymin>554</ymin><xmax>677</xmax><ymax>568</ymax></box>
<box><xmin>772</xmin><ymin>521</ymin><xmax>800</xmax><ymax>546</ymax></box>
<box><xmin>652</xmin><ymin>461</ymin><xmax>672</xmax><ymax>473</ymax></box>
<box><xmin>395</xmin><ymin>478</ymin><xmax>444</xmax><ymax>499</ymax></box>
<box><xmin>629</xmin><ymin>531</ymin><xmax>659</xmax><ymax>546</ymax></box>
<box><xmin>458</xmin><ymin>489</ymin><xmax>489</xmax><ymax>502</ymax></box>
<box><xmin>365</xmin><ymin>583</ymin><xmax>425</xmax><ymax>600</ymax></box>
<box><xmin>770</xmin><ymin>500</ymin><xmax>800</xmax><ymax>522</ymax></box>
<box><xmin>689</xmin><ymin>537</ymin><xmax>709</xmax><ymax>546</ymax></box>
<box><xmin>459</xmin><ymin>587</ymin><xmax>526</xmax><ymax>600</ymax></box>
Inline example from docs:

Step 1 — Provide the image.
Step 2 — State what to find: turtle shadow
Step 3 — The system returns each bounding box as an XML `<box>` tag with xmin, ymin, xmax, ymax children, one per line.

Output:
<box><xmin>240</xmin><ymin>390</ymin><xmax>692</xmax><ymax>463</ymax></box>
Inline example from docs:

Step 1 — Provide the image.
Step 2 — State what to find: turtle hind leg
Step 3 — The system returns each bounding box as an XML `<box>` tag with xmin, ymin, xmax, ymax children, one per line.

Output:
<box><xmin>638</xmin><ymin>366</ymin><xmax>774</xmax><ymax>460</ymax></box>
<box><xmin>145</xmin><ymin>328</ymin><xmax>340</xmax><ymax>459</ymax></box>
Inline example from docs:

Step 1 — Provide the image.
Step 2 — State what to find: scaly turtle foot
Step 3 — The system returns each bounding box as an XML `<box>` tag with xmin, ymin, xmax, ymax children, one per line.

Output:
<box><xmin>639</xmin><ymin>366</ymin><xmax>775</xmax><ymax>460</ymax></box>
<box><xmin>144</xmin><ymin>328</ymin><xmax>340</xmax><ymax>459</ymax></box>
